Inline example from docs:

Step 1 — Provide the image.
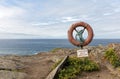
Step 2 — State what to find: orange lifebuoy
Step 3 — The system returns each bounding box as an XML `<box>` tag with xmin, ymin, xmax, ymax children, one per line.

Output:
<box><xmin>68</xmin><ymin>21</ymin><xmax>94</xmax><ymax>47</ymax></box>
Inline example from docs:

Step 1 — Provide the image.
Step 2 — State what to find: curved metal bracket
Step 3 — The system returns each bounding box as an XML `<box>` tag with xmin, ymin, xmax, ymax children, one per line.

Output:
<box><xmin>75</xmin><ymin>27</ymin><xmax>85</xmax><ymax>44</ymax></box>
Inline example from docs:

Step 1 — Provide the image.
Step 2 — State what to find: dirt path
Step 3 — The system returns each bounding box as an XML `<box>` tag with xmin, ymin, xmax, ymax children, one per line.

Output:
<box><xmin>77</xmin><ymin>66</ymin><xmax>120</xmax><ymax>79</ymax></box>
<box><xmin>21</xmin><ymin>53</ymin><xmax>65</xmax><ymax>79</ymax></box>
<box><xmin>24</xmin><ymin>57</ymin><xmax>54</xmax><ymax>79</ymax></box>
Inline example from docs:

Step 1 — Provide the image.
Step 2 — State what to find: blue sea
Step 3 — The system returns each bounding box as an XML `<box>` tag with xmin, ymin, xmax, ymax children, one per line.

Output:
<box><xmin>0</xmin><ymin>39</ymin><xmax>120</xmax><ymax>55</ymax></box>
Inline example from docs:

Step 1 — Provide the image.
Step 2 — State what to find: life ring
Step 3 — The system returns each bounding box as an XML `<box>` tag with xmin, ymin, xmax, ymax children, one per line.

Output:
<box><xmin>68</xmin><ymin>21</ymin><xmax>94</xmax><ymax>47</ymax></box>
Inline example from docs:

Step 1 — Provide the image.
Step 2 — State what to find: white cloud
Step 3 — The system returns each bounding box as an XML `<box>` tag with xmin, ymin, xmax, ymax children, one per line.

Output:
<box><xmin>0</xmin><ymin>5</ymin><xmax>25</xmax><ymax>18</ymax></box>
<box><xmin>0</xmin><ymin>0</ymin><xmax>120</xmax><ymax>39</ymax></box>
<box><xmin>32</xmin><ymin>21</ymin><xmax>58</xmax><ymax>26</ymax></box>
<box><xmin>114</xmin><ymin>8</ymin><xmax>120</xmax><ymax>12</ymax></box>
<box><xmin>61</xmin><ymin>17</ymin><xmax>79</xmax><ymax>22</ymax></box>
<box><xmin>103</xmin><ymin>13</ymin><xmax>113</xmax><ymax>16</ymax></box>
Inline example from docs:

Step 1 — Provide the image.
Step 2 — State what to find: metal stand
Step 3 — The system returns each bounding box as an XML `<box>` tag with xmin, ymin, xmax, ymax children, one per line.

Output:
<box><xmin>80</xmin><ymin>45</ymin><xmax>83</xmax><ymax>49</ymax></box>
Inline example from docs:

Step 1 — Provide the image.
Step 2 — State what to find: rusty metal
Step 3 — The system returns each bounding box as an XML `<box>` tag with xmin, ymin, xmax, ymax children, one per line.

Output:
<box><xmin>68</xmin><ymin>21</ymin><xmax>94</xmax><ymax>47</ymax></box>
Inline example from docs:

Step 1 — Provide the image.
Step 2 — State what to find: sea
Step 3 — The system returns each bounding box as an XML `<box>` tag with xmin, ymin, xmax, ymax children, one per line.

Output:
<box><xmin>0</xmin><ymin>39</ymin><xmax>120</xmax><ymax>55</ymax></box>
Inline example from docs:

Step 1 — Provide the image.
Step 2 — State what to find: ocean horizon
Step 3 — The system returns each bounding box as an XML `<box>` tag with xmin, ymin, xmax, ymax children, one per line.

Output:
<box><xmin>0</xmin><ymin>39</ymin><xmax>120</xmax><ymax>55</ymax></box>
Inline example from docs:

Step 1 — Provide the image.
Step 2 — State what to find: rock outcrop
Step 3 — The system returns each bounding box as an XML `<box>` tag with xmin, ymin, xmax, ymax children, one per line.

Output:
<box><xmin>0</xmin><ymin>43</ymin><xmax>120</xmax><ymax>79</ymax></box>
<box><xmin>0</xmin><ymin>56</ymin><xmax>27</xmax><ymax>79</ymax></box>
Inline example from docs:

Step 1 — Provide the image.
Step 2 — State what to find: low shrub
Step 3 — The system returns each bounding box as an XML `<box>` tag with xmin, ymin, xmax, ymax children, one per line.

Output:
<box><xmin>104</xmin><ymin>48</ymin><xmax>120</xmax><ymax>68</ymax></box>
<box><xmin>58</xmin><ymin>57</ymin><xmax>99</xmax><ymax>79</ymax></box>
<box><xmin>81</xmin><ymin>58</ymin><xmax>99</xmax><ymax>71</ymax></box>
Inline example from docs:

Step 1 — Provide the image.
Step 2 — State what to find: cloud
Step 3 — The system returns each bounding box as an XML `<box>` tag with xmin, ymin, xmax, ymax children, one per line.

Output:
<box><xmin>103</xmin><ymin>13</ymin><xmax>113</xmax><ymax>16</ymax></box>
<box><xmin>0</xmin><ymin>0</ymin><xmax>120</xmax><ymax>39</ymax></box>
<box><xmin>0</xmin><ymin>5</ymin><xmax>25</xmax><ymax>18</ymax></box>
<box><xmin>31</xmin><ymin>15</ymin><xmax>93</xmax><ymax>27</ymax></box>
<box><xmin>32</xmin><ymin>21</ymin><xmax>58</xmax><ymax>26</ymax></box>
<box><xmin>61</xmin><ymin>17</ymin><xmax>79</xmax><ymax>22</ymax></box>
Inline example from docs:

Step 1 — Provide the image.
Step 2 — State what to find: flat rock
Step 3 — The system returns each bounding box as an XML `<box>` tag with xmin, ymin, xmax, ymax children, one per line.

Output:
<box><xmin>0</xmin><ymin>70</ymin><xmax>26</xmax><ymax>79</ymax></box>
<box><xmin>0</xmin><ymin>57</ymin><xmax>24</xmax><ymax>70</ymax></box>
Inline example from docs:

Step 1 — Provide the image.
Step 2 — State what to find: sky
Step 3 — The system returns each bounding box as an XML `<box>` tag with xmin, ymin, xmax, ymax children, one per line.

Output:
<box><xmin>0</xmin><ymin>0</ymin><xmax>120</xmax><ymax>39</ymax></box>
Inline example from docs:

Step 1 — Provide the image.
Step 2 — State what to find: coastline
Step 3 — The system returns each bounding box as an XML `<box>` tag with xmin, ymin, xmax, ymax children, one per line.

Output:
<box><xmin>0</xmin><ymin>43</ymin><xmax>120</xmax><ymax>79</ymax></box>
<box><xmin>0</xmin><ymin>39</ymin><xmax>120</xmax><ymax>55</ymax></box>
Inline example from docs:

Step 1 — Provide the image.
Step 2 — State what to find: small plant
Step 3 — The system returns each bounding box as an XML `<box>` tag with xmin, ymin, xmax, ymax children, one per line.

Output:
<box><xmin>58</xmin><ymin>57</ymin><xmax>81</xmax><ymax>79</ymax></box>
<box><xmin>104</xmin><ymin>48</ymin><xmax>120</xmax><ymax>68</ymax></box>
<box><xmin>57</xmin><ymin>57</ymin><xmax>99</xmax><ymax>79</ymax></box>
<box><xmin>58</xmin><ymin>66</ymin><xmax>80</xmax><ymax>79</ymax></box>
<box><xmin>50</xmin><ymin>48</ymin><xmax>61</xmax><ymax>53</ymax></box>
<box><xmin>81</xmin><ymin>58</ymin><xmax>99</xmax><ymax>71</ymax></box>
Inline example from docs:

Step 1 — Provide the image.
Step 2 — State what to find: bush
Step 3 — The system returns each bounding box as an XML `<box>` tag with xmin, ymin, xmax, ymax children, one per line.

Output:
<box><xmin>104</xmin><ymin>48</ymin><xmax>120</xmax><ymax>68</ymax></box>
<box><xmin>81</xmin><ymin>58</ymin><xmax>99</xmax><ymax>71</ymax></box>
<box><xmin>58</xmin><ymin>57</ymin><xmax>99</xmax><ymax>79</ymax></box>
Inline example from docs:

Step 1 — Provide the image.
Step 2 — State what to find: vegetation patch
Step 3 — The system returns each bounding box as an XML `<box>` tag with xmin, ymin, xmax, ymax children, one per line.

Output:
<box><xmin>50</xmin><ymin>48</ymin><xmax>62</xmax><ymax>53</ymax></box>
<box><xmin>104</xmin><ymin>48</ymin><xmax>120</xmax><ymax>68</ymax></box>
<box><xmin>57</xmin><ymin>57</ymin><xmax>99</xmax><ymax>79</ymax></box>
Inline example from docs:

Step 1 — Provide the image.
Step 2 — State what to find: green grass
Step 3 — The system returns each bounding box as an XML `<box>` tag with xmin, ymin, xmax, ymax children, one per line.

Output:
<box><xmin>104</xmin><ymin>48</ymin><xmax>120</xmax><ymax>68</ymax></box>
<box><xmin>57</xmin><ymin>57</ymin><xmax>99</xmax><ymax>79</ymax></box>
